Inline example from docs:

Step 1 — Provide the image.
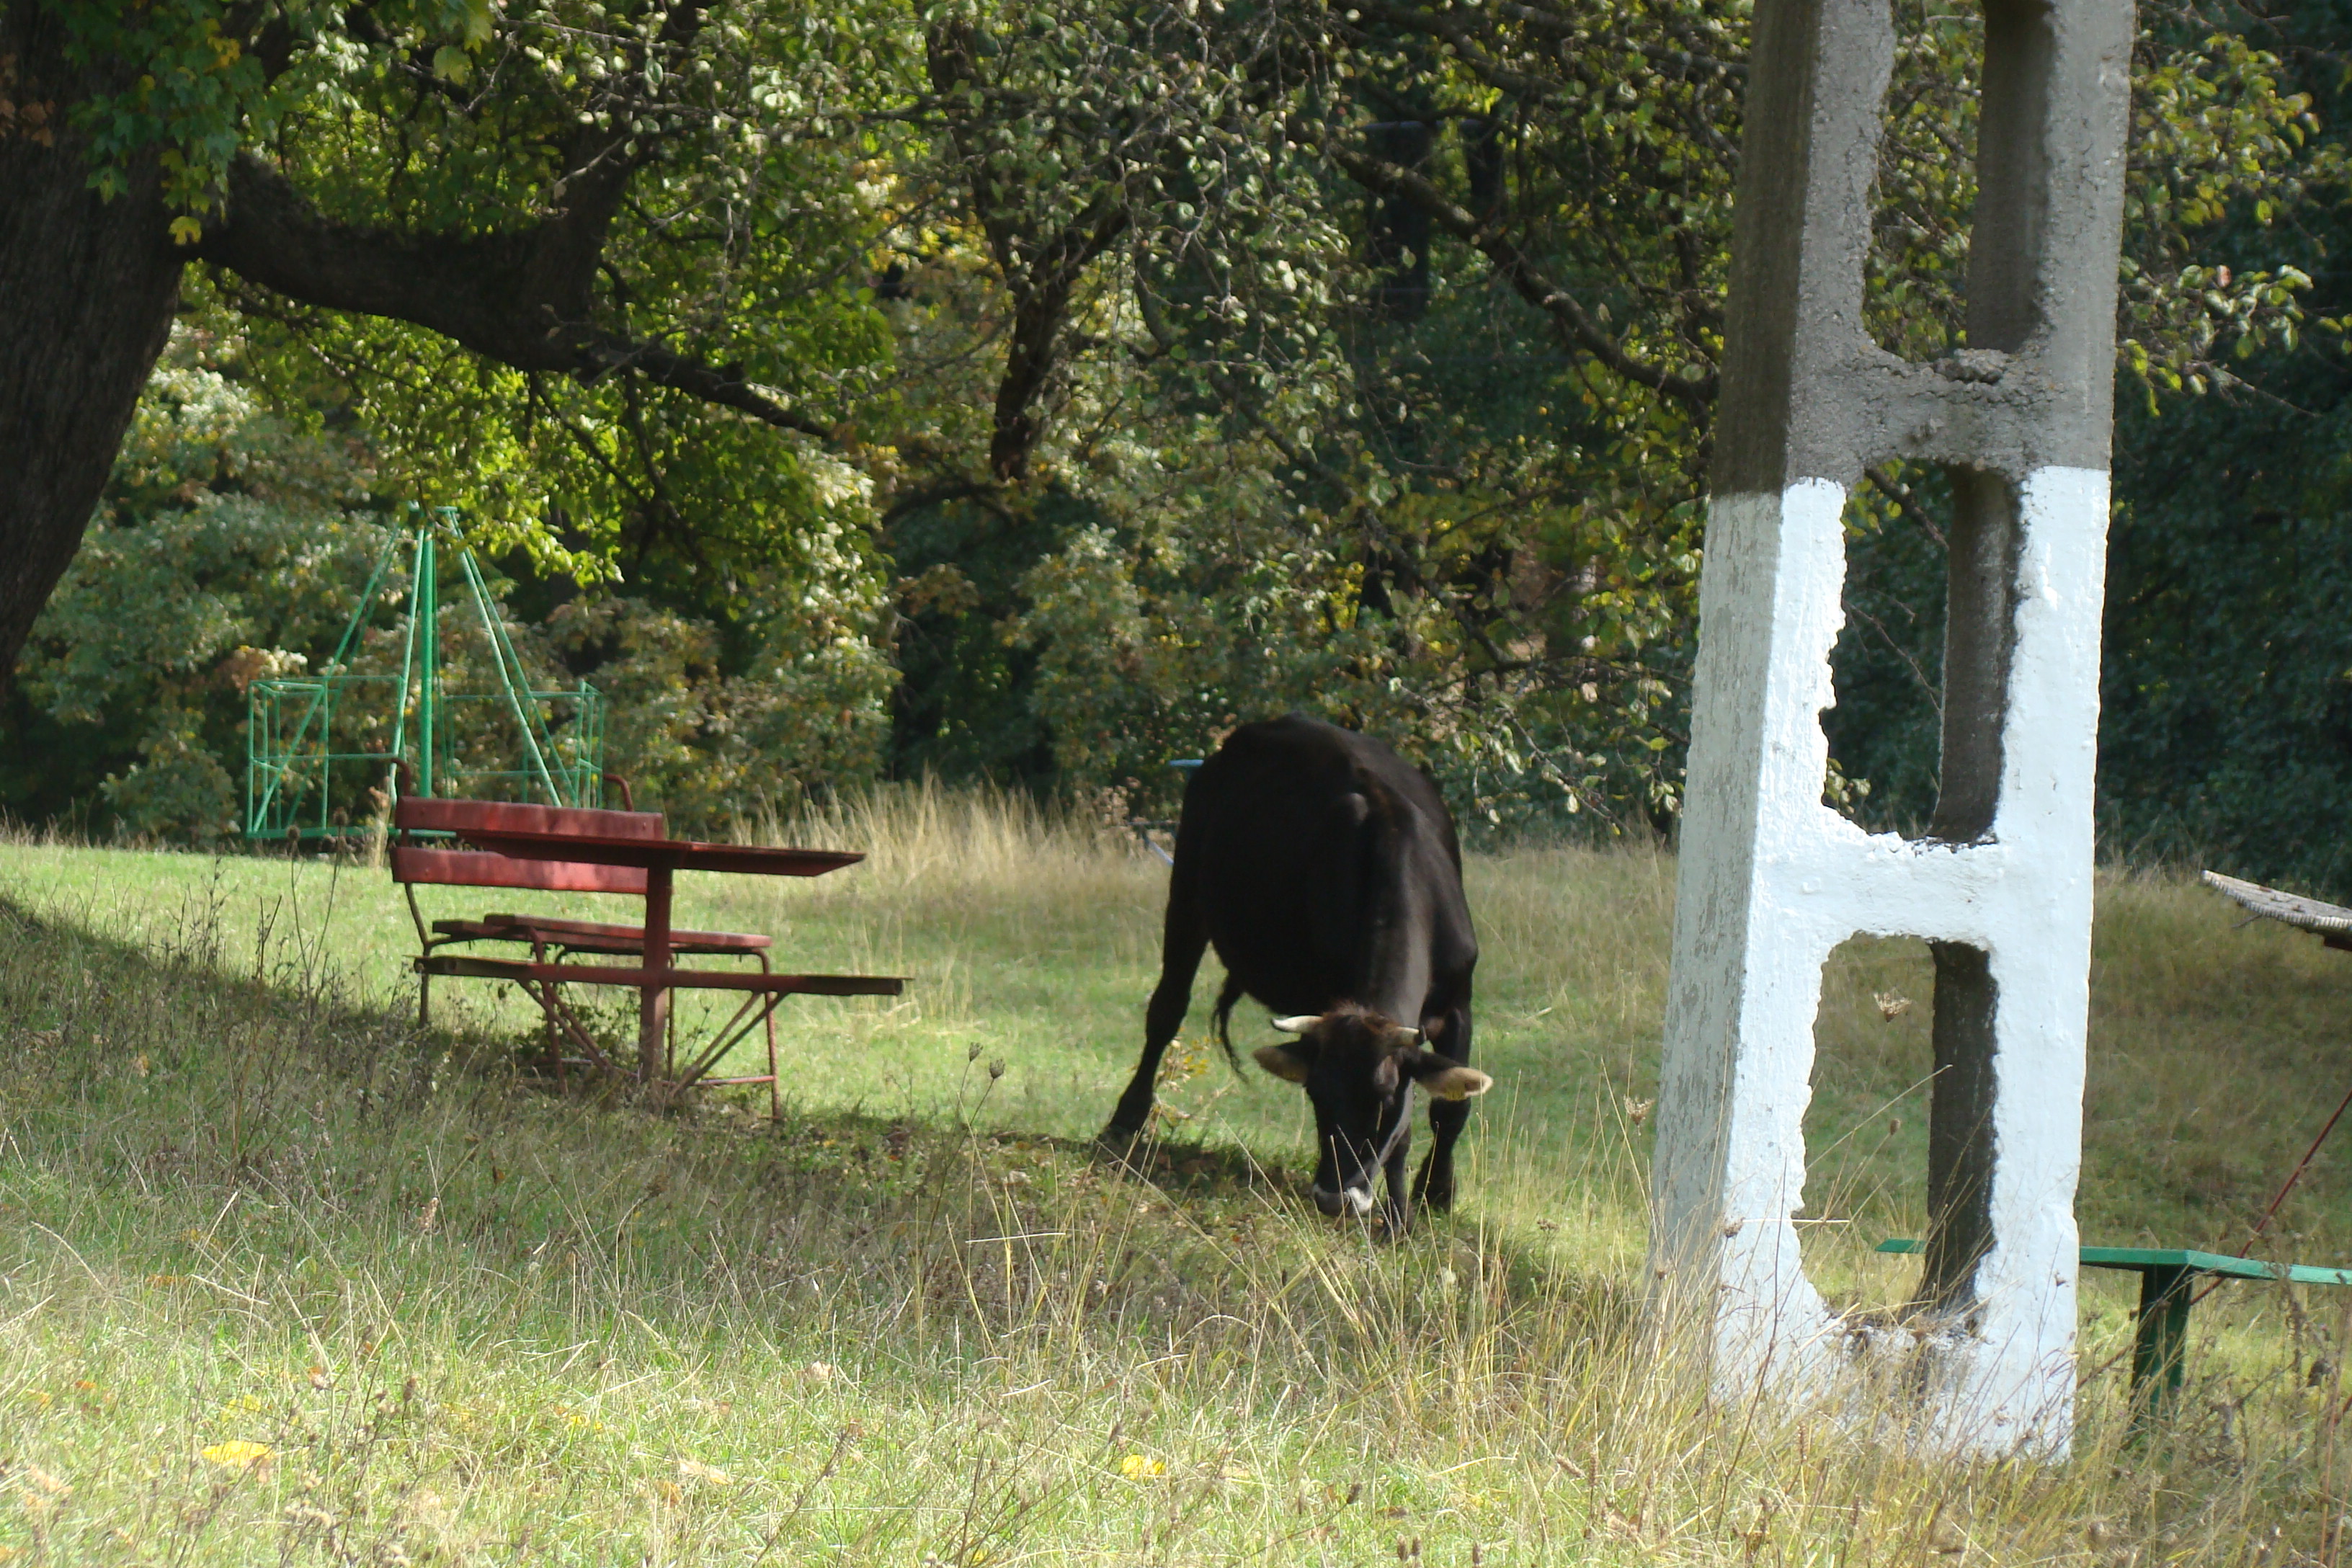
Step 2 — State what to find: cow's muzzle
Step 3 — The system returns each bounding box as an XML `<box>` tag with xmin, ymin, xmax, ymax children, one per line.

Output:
<box><xmin>1312</xmin><ymin>1185</ymin><xmax>1376</xmax><ymax>1219</ymax></box>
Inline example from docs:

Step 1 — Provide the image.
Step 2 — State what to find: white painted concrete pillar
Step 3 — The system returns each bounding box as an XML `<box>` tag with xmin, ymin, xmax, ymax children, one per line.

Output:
<box><xmin>1653</xmin><ymin>471</ymin><xmax>2107</xmax><ymax>1456</ymax></box>
<box><xmin>1647</xmin><ymin>0</ymin><xmax>2129</xmax><ymax>1457</ymax></box>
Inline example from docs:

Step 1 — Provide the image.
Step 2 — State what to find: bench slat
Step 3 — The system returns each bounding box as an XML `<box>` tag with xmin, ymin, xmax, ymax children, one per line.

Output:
<box><xmin>418</xmin><ymin>955</ymin><xmax>904</xmax><ymax>995</ymax></box>
<box><xmin>396</xmin><ymin>796</ymin><xmax>666</xmax><ymax>839</ymax></box>
<box><xmin>393</xmin><ymin>845</ymin><xmax>648</xmax><ymax>895</ymax></box>
<box><xmin>429</xmin><ymin>917</ymin><xmax>772</xmax><ymax>954</ymax></box>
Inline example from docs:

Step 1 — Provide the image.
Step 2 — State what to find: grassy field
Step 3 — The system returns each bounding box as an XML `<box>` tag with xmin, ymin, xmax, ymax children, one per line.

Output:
<box><xmin>4</xmin><ymin>788</ymin><xmax>2352</xmax><ymax>1564</ymax></box>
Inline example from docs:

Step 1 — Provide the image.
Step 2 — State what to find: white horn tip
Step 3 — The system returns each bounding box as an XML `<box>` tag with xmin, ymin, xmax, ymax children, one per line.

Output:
<box><xmin>1270</xmin><ymin>1015</ymin><xmax>1321</xmax><ymax>1033</ymax></box>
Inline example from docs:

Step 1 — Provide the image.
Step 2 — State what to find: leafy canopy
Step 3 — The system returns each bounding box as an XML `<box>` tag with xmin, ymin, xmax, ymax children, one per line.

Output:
<box><xmin>24</xmin><ymin>0</ymin><xmax>2348</xmax><ymax>833</ymax></box>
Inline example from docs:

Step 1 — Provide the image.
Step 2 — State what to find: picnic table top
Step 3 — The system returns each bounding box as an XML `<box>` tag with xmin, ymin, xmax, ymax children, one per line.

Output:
<box><xmin>1876</xmin><ymin>1238</ymin><xmax>2352</xmax><ymax>1286</ymax></box>
<box><xmin>2203</xmin><ymin>870</ymin><xmax>2352</xmax><ymax>935</ymax></box>
<box><xmin>443</xmin><ymin>826</ymin><xmax>863</xmax><ymax>878</ymax></box>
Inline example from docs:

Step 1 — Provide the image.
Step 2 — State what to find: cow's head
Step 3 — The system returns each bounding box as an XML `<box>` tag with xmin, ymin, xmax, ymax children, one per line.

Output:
<box><xmin>1252</xmin><ymin>1005</ymin><xmax>1492</xmax><ymax>1218</ymax></box>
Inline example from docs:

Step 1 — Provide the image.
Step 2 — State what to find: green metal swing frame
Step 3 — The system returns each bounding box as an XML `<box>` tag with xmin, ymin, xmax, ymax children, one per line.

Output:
<box><xmin>244</xmin><ymin>518</ymin><xmax>606</xmax><ymax>840</ymax></box>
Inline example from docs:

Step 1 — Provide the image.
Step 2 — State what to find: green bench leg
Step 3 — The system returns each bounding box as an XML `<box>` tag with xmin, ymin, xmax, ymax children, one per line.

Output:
<box><xmin>2131</xmin><ymin>1264</ymin><xmax>2195</xmax><ymax>1423</ymax></box>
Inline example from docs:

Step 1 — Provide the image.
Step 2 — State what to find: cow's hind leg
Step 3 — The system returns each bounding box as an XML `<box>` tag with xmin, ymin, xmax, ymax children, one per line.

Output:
<box><xmin>1411</xmin><ymin>1001</ymin><xmax>1474</xmax><ymax>1213</ymax></box>
<box><xmin>1101</xmin><ymin>897</ymin><xmax>1210</xmax><ymax>1152</ymax></box>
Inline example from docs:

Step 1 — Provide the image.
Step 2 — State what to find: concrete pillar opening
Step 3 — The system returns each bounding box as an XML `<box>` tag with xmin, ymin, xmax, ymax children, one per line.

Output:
<box><xmin>1823</xmin><ymin>486</ymin><xmax>1944</xmax><ymax>832</ymax></box>
<box><xmin>1799</xmin><ymin>934</ymin><xmax>1996</xmax><ymax>1324</ymax></box>
<box><xmin>1862</xmin><ymin>0</ymin><xmax>2070</xmax><ymax>356</ymax></box>
<box><xmin>1821</xmin><ymin>463</ymin><xmax>2025</xmax><ymax>846</ymax></box>
<box><xmin>1800</xmin><ymin>935</ymin><xmax>1936</xmax><ymax>1290</ymax></box>
<box><xmin>1863</xmin><ymin>0</ymin><xmax>1982</xmax><ymax>362</ymax></box>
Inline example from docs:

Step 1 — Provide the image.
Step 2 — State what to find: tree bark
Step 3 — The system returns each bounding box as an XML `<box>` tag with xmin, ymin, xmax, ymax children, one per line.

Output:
<box><xmin>986</xmin><ymin>195</ymin><xmax>1130</xmax><ymax>481</ymax></box>
<box><xmin>0</xmin><ymin>0</ymin><xmax>829</xmax><ymax>679</ymax></box>
<box><xmin>0</xmin><ymin>5</ymin><xmax>182</xmax><ymax>676</ymax></box>
<box><xmin>927</xmin><ymin>22</ymin><xmax>1131</xmax><ymax>481</ymax></box>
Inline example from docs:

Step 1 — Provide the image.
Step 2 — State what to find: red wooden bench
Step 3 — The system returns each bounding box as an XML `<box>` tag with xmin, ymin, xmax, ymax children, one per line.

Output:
<box><xmin>392</xmin><ymin>788</ymin><xmax>901</xmax><ymax>1116</ymax></box>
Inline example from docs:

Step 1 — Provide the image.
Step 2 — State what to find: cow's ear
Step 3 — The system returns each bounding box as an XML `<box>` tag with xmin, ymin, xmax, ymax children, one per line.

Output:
<box><xmin>1270</xmin><ymin>1015</ymin><xmax>1322</xmax><ymax>1034</ymax></box>
<box><xmin>1253</xmin><ymin>1043</ymin><xmax>1314</xmax><ymax>1084</ymax></box>
<box><xmin>1404</xmin><ymin>1051</ymin><xmax>1493</xmax><ymax>1101</ymax></box>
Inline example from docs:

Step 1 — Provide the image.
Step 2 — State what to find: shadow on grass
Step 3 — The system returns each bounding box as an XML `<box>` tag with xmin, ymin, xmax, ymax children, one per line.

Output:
<box><xmin>0</xmin><ymin>888</ymin><xmax>1637</xmax><ymax>1354</ymax></box>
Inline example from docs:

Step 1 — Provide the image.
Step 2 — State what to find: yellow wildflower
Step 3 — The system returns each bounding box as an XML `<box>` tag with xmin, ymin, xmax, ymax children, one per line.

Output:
<box><xmin>202</xmin><ymin>1441</ymin><xmax>273</xmax><ymax>1469</ymax></box>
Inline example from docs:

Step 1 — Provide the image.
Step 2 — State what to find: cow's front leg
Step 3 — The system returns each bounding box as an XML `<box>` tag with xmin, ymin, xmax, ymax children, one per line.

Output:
<box><xmin>1411</xmin><ymin>1004</ymin><xmax>1475</xmax><ymax>1213</ymax></box>
<box><xmin>1102</xmin><ymin>976</ymin><xmax>1188</xmax><ymax>1151</ymax></box>
<box><xmin>1412</xmin><ymin>1097</ymin><xmax>1469</xmax><ymax>1213</ymax></box>
<box><xmin>1103</xmin><ymin>914</ymin><xmax>1209</xmax><ymax>1154</ymax></box>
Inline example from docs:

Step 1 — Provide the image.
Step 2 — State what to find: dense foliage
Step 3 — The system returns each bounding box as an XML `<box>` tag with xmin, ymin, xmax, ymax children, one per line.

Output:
<box><xmin>4</xmin><ymin>0</ymin><xmax>2348</xmax><ymax>863</ymax></box>
<box><xmin>5</xmin><ymin>316</ymin><xmax>890</xmax><ymax>837</ymax></box>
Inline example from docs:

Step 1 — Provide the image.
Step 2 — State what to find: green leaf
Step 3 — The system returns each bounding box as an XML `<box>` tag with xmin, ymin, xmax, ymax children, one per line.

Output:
<box><xmin>460</xmin><ymin>0</ymin><xmax>496</xmax><ymax>49</ymax></box>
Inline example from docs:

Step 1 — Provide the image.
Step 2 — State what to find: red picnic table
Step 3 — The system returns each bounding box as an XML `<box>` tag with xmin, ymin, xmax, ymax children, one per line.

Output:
<box><xmin>394</xmin><ymin>793</ymin><xmax>903</xmax><ymax>1108</ymax></box>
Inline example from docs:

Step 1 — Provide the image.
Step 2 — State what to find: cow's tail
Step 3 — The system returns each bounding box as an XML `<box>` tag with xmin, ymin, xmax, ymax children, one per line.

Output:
<box><xmin>1212</xmin><ymin>974</ymin><xmax>1246</xmax><ymax>1074</ymax></box>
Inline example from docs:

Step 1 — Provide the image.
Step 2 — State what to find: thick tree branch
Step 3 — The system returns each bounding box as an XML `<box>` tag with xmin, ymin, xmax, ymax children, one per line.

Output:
<box><xmin>986</xmin><ymin>195</ymin><xmax>1130</xmax><ymax>480</ymax></box>
<box><xmin>574</xmin><ymin>331</ymin><xmax>831</xmax><ymax>439</ymax></box>
<box><xmin>1306</xmin><ymin>128</ymin><xmax>1718</xmax><ymax>414</ymax></box>
<box><xmin>192</xmin><ymin>152</ymin><xmax>830</xmax><ymax>440</ymax></box>
<box><xmin>927</xmin><ymin>22</ymin><xmax>1132</xmax><ymax>480</ymax></box>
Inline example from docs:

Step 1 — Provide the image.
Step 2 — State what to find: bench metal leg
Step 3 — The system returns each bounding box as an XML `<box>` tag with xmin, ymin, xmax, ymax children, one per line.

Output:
<box><xmin>533</xmin><ymin>940</ymin><xmax>565</xmax><ymax>1087</ymax></box>
<box><xmin>525</xmin><ymin>979</ymin><xmax>620</xmax><ymax>1077</ymax></box>
<box><xmin>670</xmin><ymin>989</ymin><xmax>778</xmax><ymax>1090</ymax></box>
<box><xmin>657</xmin><ymin>954</ymin><xmax>784</xmax><ymax>1120</ymax></box>
<box><xmin>638</xmin><ymin>865</ymin><xmax>674</xmax><ymax>1086</ymax></box>
<box><xmin>760</xmin><ymin>950</ymin><xmax>780</xmax><ymax>1123</ymax></box>
<box><xmin>2131</xmin><ymin>1264</ymin><xmax>2195</xmax><ymax>1422</ymax></box>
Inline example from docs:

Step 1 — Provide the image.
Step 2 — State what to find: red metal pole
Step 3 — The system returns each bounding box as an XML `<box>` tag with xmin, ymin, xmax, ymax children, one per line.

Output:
<box><xmin>2183</xmin><ymin>1072</ymin><xmax>2352</xmax><ymax>1316</ymax></box>
<box><xmin>638</xmin><ymin>862</ymin><xmax>673</xmax><ymax>1087</ymax></box>
<box><xmin>2250</xmin><ymin>1077</ymin><xmax>2352</xmax><ymax>1246</ymax></box>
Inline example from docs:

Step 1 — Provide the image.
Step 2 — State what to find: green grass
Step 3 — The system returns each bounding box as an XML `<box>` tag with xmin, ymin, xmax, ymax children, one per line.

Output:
<box><xmin>4</xmin><ymin>788</ymin><xmax>2352</xmax><ymax>1564</ymax></box>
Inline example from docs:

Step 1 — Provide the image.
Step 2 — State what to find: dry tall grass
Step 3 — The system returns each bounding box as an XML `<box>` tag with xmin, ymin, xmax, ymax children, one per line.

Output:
<box><xmin>752</xmin><ymin>777</ymin><xmax>1153</xmax><ymax>896</ymax></box>
<box><xmin>1</xmin><ymin>796</ymin><xmax>2351</xmax><ymax>1563</ymax></box>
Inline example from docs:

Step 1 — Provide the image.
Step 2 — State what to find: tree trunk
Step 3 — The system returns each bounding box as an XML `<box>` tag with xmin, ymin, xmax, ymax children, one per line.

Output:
<box><xmin>0</xmin><ymin>5</ymin><xmax>182</xmax><ymax>676</ymax></box>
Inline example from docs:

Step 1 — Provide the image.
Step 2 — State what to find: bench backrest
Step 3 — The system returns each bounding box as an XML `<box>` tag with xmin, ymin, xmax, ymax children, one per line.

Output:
<box><xmin>391</xmin><ymin>796</ymin><xmax>663</xmax><ymax>896</ymax></box>
<box><xmin>394</xmin><ymin>796</ymin><xmax>664</xmax><ymax>839</ymax></box>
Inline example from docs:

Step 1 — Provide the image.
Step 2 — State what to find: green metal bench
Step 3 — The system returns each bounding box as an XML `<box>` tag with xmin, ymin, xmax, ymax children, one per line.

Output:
<box><xmin>1868</xmin><ymin>875</ymin><xmax>2352</xmax><ymax>1422</ymax></box>
<box><xmin>1877</xmin><ymin>1239</ymin><xmax>2352</xmax><ymax>1415</ymax></box>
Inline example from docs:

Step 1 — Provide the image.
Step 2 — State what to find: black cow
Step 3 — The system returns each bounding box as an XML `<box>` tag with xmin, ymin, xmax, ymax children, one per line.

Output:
<box><xmin>1101</xmin><ymin>714</ymin><xmax>1487</xmax><ymax>1231</ymax></box>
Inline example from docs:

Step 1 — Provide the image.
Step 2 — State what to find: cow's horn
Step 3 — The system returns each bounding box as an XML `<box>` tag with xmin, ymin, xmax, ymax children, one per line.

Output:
<box><xmin>1270</xmin><ymin>1015</ymin><xmax>1321</xmax><ymax>1033</ymax></box>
